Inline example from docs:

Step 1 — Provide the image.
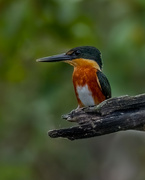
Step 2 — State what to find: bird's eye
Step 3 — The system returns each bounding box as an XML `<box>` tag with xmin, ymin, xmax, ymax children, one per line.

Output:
<box><xmin>74</xmin><ymin>50</ymin><xmax>81</xmax><ymax>56</ymax></box>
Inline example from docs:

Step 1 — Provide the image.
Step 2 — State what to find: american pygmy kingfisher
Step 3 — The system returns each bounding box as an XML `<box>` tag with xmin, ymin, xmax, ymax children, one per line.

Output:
<box><xmin>37</xmin><ymin>46</ymin><xmax>111</xmax><ymax>108</ymax></box>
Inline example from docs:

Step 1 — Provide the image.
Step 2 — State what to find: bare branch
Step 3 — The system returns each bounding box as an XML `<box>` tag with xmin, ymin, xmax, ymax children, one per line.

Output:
<box><xmin>48</xmin><ymin>94</ymin><xmax>145</xmax><ymax>140</ymax></box>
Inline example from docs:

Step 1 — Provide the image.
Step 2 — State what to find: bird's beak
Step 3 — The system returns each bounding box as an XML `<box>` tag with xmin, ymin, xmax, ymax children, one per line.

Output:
<box><xmin>36</xmin><ymin>53</ymin><xmax>72</xmax><ymax>63</ymax></box>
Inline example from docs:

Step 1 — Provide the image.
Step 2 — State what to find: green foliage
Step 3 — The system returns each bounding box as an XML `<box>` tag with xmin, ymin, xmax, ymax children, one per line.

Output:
<box><xmin>0</xmin><ymin>0</ymin><xmax>145</xmax><ymax>179</ymax></box>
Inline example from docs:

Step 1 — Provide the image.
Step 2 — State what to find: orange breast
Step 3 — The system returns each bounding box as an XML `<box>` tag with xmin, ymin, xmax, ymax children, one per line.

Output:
<box><xmin>73</xmin><ymin>66</ymin><xmax>105</xmax><ymax>107</ymax></box>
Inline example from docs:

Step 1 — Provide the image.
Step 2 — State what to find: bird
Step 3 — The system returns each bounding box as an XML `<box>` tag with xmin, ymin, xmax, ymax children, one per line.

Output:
<box><xmin>36</xmin><ymin>46</ymin><xmax>111</xmax><ymax>108</ymax></box>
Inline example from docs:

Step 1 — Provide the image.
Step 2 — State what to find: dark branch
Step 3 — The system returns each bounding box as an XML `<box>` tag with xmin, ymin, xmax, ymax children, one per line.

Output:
<box><xmin>48</xmin><ymin>94</ymin><xmax>145</xmax><ymax>140</ymax></box>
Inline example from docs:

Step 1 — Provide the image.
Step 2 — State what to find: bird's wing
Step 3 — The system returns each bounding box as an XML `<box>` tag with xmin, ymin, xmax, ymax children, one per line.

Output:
<box><xmin>96</xmin><ymin>70</ymin><xmax>111</xmax><ymax>99</ymax></box>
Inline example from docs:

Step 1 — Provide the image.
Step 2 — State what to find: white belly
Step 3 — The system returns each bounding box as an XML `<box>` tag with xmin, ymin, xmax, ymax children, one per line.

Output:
<box><xmin>77</xmin><ymin>84</ymin><xmax>95</xmax><ymax>106</ymax></box>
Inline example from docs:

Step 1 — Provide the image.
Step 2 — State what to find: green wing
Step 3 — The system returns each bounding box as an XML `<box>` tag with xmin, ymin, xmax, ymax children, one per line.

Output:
<box><xmin>97</xmin><ymin>70</ymin><xmax>111</xmax><ymax>99</ymax></box>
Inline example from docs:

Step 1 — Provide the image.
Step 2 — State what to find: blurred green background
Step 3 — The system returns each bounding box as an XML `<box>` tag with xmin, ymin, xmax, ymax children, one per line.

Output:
<box><xmin>1</xmin><ymin>0</ymin><xmax>145</xmax><ymax>180</ymax></box>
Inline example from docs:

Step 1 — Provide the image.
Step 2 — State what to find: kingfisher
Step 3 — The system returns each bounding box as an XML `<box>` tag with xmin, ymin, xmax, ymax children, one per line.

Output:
<box><xmin>36</xmin><ymin>46</ymin><xmax>111</xmax><ymax>108</ymax></box>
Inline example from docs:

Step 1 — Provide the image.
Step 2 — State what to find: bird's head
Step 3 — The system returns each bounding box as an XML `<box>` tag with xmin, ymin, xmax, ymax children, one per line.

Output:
<box><xmin>36</xmin><ymin>46</ymin><xmax>102</xmax><ymax>69</ymax></box>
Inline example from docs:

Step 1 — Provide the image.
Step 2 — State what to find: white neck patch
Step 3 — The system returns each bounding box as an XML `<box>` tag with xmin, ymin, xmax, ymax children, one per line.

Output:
<box><xmin>76</xmin><ymin>84</ymin><xmax>95</xmax><ymax>106</ymax></box>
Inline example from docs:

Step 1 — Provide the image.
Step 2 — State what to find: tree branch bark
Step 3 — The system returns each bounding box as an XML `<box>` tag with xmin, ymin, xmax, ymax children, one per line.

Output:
<box><xmin>48</xmin><ymin>94</ymin><xmax>145</xmax><ymax>140</ymax></box>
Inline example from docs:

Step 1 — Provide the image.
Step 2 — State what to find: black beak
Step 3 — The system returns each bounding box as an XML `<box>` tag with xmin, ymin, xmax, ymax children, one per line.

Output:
<box><xmin>36</xmin><ymin>53</ymin><xmax>72</xmax><ymax>62</ymax></box>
